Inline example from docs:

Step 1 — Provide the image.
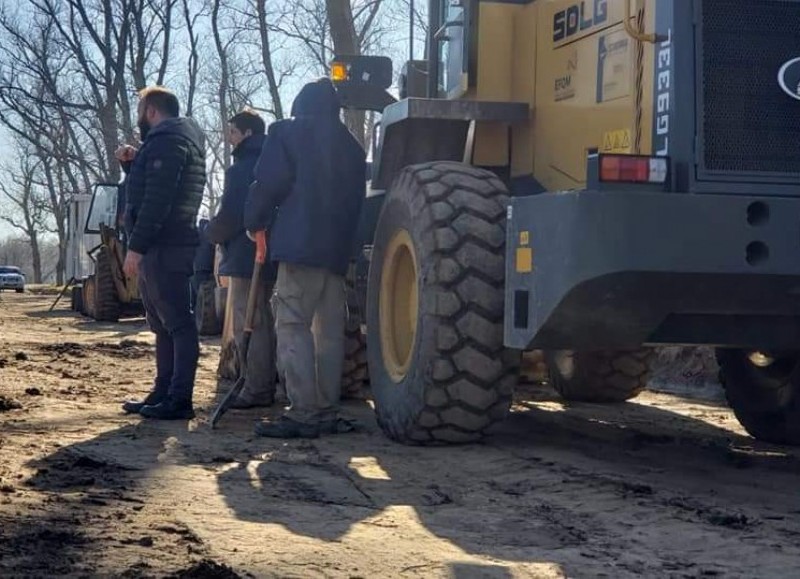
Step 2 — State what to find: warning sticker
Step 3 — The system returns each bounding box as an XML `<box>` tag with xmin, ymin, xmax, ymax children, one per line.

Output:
<box><xmin>602</xmin><ymin>129</ymin><xmax>632</xmax><ymax>154</ymax></box>
<box><xmin>596</xmin><ymin>30</ymin><xmax>631</xmax><ymax>103</ymax></box>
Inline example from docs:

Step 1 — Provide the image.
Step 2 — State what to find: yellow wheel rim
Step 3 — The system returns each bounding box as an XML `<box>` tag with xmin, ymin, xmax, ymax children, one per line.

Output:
<box><xmin>380</xmin><ymin>229</ymin><xmax>419</xmax><ymax>383</ymax></box>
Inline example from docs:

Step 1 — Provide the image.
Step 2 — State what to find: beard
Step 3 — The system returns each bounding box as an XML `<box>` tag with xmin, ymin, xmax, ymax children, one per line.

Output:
<box><xmin>138</xmin><ymin>119</ymin><xmax>151</xmax><ymax>141</ymax></box>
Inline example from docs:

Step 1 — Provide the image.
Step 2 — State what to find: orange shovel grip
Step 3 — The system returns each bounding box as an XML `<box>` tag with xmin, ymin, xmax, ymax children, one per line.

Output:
<box><xmin>254</xmin><ymin>230</ymin><xmax>267</xmax><ymax>264</ymax></box>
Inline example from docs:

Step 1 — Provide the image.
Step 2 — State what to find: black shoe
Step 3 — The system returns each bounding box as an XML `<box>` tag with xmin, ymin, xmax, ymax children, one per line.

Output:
<box><xmin>254</xmin><ymin>416</ymin><xmax>319</xmax><ymax>439</ymax></box>
<box><xmin>122</xmin><ymin>390</ymin><xmax>166</xmax><ymax>414</ymax></box>
<box><xmin>139</xmin><ymin>399</ymin><xmax>195</xmax><ymax>420</ymax></box>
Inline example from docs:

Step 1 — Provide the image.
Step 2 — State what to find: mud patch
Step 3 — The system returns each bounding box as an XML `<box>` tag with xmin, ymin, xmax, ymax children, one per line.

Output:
<box><xmin>167</xmin><ymin>559</ymin><xmax>243</xmax><ymax>578</ymax></box>
<box><xmin>666</xmin><ymin>496</ymin><xmax>758</xmax><ymax>530</ymax></box>
<box><xmin>120</xmin><ymin>562</ymin><xmax>153</xmax><ymax>577</ymax></box>
<box><xmin>40</xmin><ymin>342</ymin><xmax>86</xmax><ymax>357</ymax></box>
<box><xmin>26</xmin><ymin>528</ymin><xmax>88</xmax><ymax>545</ymax></box>
<box><xmin>25</xmin><ymin>449</ymin><xmax>135</xmax><ymax>492</ymax></box>
<box><xmin>255</xmin><ymin>461</ymin><xmax>374</xmax><ymax>508</ymax></box>
<box><xmin>156</xmin><ymin>523</ymin><xmax>204</xmax><ymax>545</ymax></box>
<box><xmin>0</xmin><ymin>396</ymin><xmax>22</xmax><ymax>411</ymax></box>
<box><xmin>38</xmin><ymin>341</ymin><xmax>151</xmax><ymax>360</ymax></box>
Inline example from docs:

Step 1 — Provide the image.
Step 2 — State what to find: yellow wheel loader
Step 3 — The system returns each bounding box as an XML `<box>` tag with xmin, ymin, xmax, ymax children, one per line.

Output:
<box><xmin>75</xmin><ymin>183</ymin><xmax>144</xmax><ymax>322</ymax></box>
<box><xmin>334</xmin><ymin>0</ymin><xmax>800</xmax><ymax>445</ymax></box>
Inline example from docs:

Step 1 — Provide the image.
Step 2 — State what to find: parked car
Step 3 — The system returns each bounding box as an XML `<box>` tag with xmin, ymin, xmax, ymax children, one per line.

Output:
<box><xmin>0</xmin><ymin>266</ymin><xmax>25</xmax><ymax>293</ymax></box>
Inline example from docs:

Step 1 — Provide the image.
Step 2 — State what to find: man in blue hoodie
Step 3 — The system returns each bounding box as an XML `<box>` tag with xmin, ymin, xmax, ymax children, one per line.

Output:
<box><xmin>245</xmin><ymin>79</ymin><xmax>366</xmax><ymax>438</ymax></box>
<box><xmin>119</xmin><ymin>87</ymin><xmax>206</xmax><ymax>420</ymax></box>
<box><xmin>206</xmin><ymin>109</ymin><xmax>278</xmax><ymax>408</ymax></box>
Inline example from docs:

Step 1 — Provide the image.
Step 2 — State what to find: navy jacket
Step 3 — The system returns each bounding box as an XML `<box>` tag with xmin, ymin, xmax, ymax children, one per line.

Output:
<box><xmin>194</xmin><ymin>220</ymin><xmax>215</xmax><ymax>275</ymax></box>
<box><xmin>123</xmin><ymin>117</ymin><xmax>206</xmax><ymax>254</ymax></box>
<box><xmin>244</xmin><ymin>79</ymin><xmax>366</xmax><ymax>277</ymax></box>
<box><xmin>206</xmin><ymin>135</ymin><xmax>275</xmax><ymax>281</ymax></box>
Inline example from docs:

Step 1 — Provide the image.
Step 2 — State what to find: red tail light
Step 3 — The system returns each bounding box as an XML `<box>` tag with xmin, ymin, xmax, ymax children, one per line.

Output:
<box><xmin>599</xmin><ymin>154</ymin><xmax>669</xmax><ymax>184</ymax></box>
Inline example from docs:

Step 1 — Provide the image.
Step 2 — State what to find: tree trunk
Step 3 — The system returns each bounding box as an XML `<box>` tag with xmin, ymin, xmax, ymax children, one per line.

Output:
<box><xmin>255</xmin><ymin>0</ymin><xmax>284</xmax><ymax>119</ymax></box>
<box><xmin>325</xmin><ymin>0</ymin><xmax>366</xmax><ymax>145</ymax></box>
<box><xmin>30</xmin><ymin>230</ymin><xmax>42</xmax><ymax>283</ymax></box>
<box><xmin>212</xmin><ymin>0</ymin><xmax>231</xmax><ymax>167</ymax></box>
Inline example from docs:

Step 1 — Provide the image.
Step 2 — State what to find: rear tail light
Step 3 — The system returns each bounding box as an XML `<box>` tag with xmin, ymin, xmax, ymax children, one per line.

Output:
<box><xmin>599</xmin><ymin>154</ymin><xmax>669</xmax><ymax>184</ymax></box>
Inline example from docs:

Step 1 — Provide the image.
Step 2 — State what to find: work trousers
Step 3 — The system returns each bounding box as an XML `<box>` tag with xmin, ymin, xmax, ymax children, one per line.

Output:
<box><xmin>229</xmin><ymin>275</ymin><xmax>277</xmax><ymax>402</ymax></box>
<box><xmin>275</xmin><ymin>263</ymin><xmax>345</xmax><ymax>424</ymax></box>
<box><xmin>138</xmin><ymin>246</ymin><xmax>200</xmax><ymax>404</ymax></box>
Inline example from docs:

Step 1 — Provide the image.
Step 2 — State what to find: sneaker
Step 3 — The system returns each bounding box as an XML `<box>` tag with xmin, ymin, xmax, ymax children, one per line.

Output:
<box><xmin>254</xmin><ymin>416</ymin><xmax>319</xmax><ymax>439</ymax></box>
<box><xmin>122</xmin><ymin>389</ymin><xmax>166</xmax><ymax>414</ymax></box>
<box><xmin>139</xmin><ymin>399</ymin><xmax>196</xmax><ymax>420</ymax></box>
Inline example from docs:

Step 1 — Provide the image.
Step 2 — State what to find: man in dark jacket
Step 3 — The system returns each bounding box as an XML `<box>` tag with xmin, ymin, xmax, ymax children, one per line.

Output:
<box><xmin>119</xmin><ymin>86</ymin><xmax>206</xmax><ymax>420</ymax></box>
<box><xmin>245</xmin><ymin>78</ymin><xmax>366</xmax><ymax>438</ymax></box>
<box><xmin>206</xmin><ymin>109</ymin><xmax>278</xmax><ymax>408</ymax></box>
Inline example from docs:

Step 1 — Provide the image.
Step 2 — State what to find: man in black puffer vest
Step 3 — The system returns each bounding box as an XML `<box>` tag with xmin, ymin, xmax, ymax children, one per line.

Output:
<box><xmin>206</xmin><ymin>109</ymin><xmax>279</xmax><ymax>408</ymax></box>
<box><xmin>119</xmin><ymin>87</ymin><xmax>206</xmax><ymax>420</ymax></box>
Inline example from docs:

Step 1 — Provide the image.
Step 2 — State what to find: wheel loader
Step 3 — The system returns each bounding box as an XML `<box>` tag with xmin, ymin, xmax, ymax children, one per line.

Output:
<box><xmin>331</xmin><ymin>0</ymin><xmax>800</xmax><ymax>445</ymax></box>
<box><xmin>74</xmin><ymin>183</ymin><xmax>144</xmax><ymax>322</ymax></box>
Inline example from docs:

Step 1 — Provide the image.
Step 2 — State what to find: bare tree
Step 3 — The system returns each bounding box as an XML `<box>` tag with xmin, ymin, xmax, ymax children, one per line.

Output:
<box><xmin>253</xmin><ymin>0</ymin><xmax>286</xmax><ymax>119</ymax></box>
<box><xmin>0</xmin><ymin>148</ymin><xmax>51</xmax><ymax>282</ymax></box>
<box><xmin>181</xmin><ymin>0</ymin><xmax>205</xmax><ymax>117</ymax></box>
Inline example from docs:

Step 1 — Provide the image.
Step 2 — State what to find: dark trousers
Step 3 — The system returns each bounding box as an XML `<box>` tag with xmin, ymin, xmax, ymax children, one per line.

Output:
<box><xmin>190</xmin><ymin>270</ymin><xmax>213</xmax><ymax>312</ymax></box>
<box><xmin>138</xmin><ymin>246</ymin><xmax>200</xmax><ymax>404</ymax></box>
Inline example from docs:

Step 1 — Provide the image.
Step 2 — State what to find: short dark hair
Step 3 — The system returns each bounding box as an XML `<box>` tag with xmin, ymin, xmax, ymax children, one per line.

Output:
<box><xmin>139</xmin><ymin>86</ymin><xmax>180</xmax><ymax>118</ymax></box>
<box><xmin>228</xmin><ymin>109</ymin><xmax>265</xmax><ymax>136</ymax></box>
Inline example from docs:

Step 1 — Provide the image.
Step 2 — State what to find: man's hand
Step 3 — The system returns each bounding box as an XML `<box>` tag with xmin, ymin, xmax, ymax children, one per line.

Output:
<box><xmin>123</xmin><ymin>251</ymin><xmax>143</xmax><ymax>279</ymax></box>
<box><xmin>115</xmin><ymin>145</ymin><xmax>137</xmax><ymax>163</ymax></box>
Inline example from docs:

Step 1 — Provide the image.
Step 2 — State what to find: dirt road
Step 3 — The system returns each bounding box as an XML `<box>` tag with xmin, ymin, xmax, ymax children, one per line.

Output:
<box><xmin>1</xmin><ymin>292</ymin><xmax>799</xmax><ymax>578</ymax></box>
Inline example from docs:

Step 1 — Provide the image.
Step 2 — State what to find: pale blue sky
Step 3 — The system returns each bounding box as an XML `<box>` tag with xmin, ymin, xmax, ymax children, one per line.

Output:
<box><xmin>0</xmin><ymin>0</ymin><xmax>425</xmax><ymax>242</ymax></box>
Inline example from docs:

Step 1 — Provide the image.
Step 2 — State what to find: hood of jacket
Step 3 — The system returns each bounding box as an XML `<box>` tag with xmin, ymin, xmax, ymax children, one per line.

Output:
<box><xmin>291</xmin><ymin>79</ymin><xmax>341</xmax><ymax>119</ymax></box>
<box><xmin>146</xmin><ymin>117</ymin><xmax>206</xmax><ymax>153</ymax></box>
<box><xmin>232</xmin><ymin>134</ymin><xmax>266</xmax><ymax>161</ymax></box>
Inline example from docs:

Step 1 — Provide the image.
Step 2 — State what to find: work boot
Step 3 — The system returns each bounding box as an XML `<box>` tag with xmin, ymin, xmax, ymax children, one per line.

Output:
<box><xmin>122</xmin><ymin>388</ymin><xmax>167</xmax><ymax>415</ymax></box>
<box><xmin>254</xmin><ymin>416</ymin><xmax>319</xmax><ymax>439</ymax></box>
<box><xmin>139</xmin><ymin>398</ymin><xmax>196</xmax><ymax>420</ymax></box>
<box><xmin>228</xmin><ymin>390</ymin><xmax>274</xmax><ymax>410</ymax></box>
<box><xmin>319</xmin><ymin>417</ymin><xmax>358</xmax><ymax>435</ymax></box>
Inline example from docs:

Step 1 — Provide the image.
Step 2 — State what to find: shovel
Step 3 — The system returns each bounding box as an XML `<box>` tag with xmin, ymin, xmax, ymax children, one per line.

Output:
<box><xmin>210</xmin><ymin>230</ymin><xmax>267</xmax><ymax>429</ymax></box>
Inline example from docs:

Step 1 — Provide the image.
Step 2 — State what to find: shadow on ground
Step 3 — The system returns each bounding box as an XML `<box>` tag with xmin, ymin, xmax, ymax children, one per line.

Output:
<box><xmin>5</xmin><ymin>380</ymin><xmax>800</xmax><ymax>577</ymax></box>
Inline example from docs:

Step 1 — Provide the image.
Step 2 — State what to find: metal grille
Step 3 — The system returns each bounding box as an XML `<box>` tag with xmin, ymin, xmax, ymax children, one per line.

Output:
<box><xmin>700</xmin><ymin>0</ymin><xmax>800</xmax><ymax>177</ymax></box>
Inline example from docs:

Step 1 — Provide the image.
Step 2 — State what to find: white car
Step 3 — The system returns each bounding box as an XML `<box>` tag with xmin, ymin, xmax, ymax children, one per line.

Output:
<box><xmin>0</xmin><ymin>266</ymin><xmax>25</xmax><ymax>293</ymax></box>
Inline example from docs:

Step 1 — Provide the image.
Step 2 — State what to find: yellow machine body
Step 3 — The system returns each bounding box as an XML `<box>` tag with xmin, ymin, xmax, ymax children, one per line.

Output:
<box><xmin>462</xmin><ymin>0</ymin><xmax>658</xmax><ymax>190</ymax></box>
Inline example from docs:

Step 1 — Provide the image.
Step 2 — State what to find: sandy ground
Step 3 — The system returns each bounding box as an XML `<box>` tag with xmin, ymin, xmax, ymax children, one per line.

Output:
<box><xmin>2</xmin><ymin>292</ymin><xmax>800</xmax><ymax>578</ymax></box>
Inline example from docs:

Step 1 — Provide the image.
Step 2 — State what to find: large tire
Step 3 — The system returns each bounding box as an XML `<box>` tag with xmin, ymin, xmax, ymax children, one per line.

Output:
<box><xmin>214</xmin><ymin>286</ymin><xmax>228</xmax><ymax>325</ymax></box>
<box><xmin>82</xmin><ymin>275</ymin><xmax>97</xmax><ymax>319</ymax></box>
<box><xmin>341</xmin><ymin>266</ymin><xmax>369</xmax><ymax>399</ymax></box>
<box><xmin>71</xmin><ymin>286</ymin><xmax>84</xmax><ymax>312</ymax></box>
<box><xmin>94</xmin><ymin>246</ymin><xmax>121</xmax><ymax>322</ymax></box>
<box><xmin>366</xmin><ymin>162</ymin><xmax>520</xmax><ymax>444</ymax></box>
<box><xmin>196</xmin><ymin>280</ymin><xmax>222</xmax><ymax>335</ymax></box>
<box><xmin>716</xmin><ymin>349</ymin><xmax>800</xmax><ymax>444</ymax></box>
<box><xmin>547</xmin><ymin>349</ymin><xmax>654</xmax><ymax>402</ymax></box>
<box><xmin>342</xmin><ymin>320</ymin><xmax>369</xmax><ymax>399</ymax></box>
